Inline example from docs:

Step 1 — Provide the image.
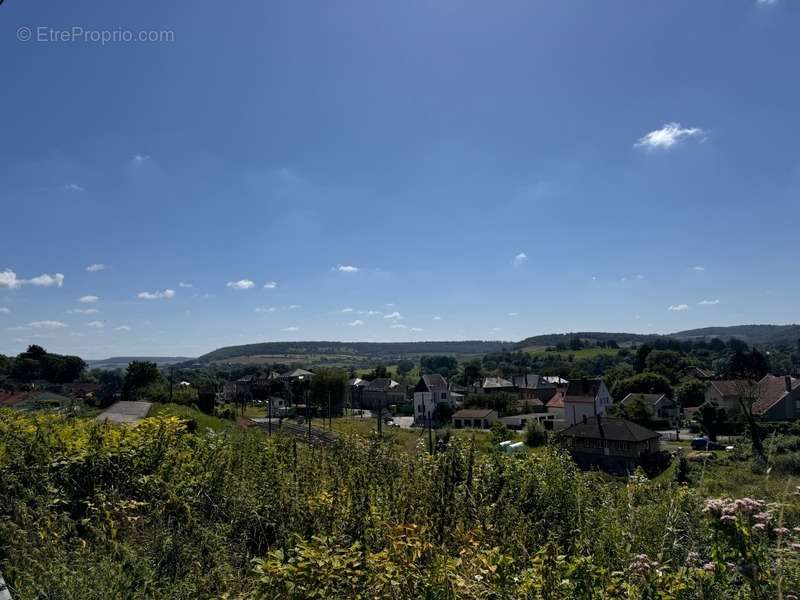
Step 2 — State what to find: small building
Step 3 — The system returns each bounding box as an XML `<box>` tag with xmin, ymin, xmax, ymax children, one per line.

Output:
<box><xmin>683</xmin><ymin>366</ymin><xmax>715</xmax><ymax>381</ymax></box>
<box><xmin>545</xmin><ymin>390</ymin><xmax>565</xmax><ymax>419</ymax></box>
<box><xmin>500</xmin><ymin>412</ymin><xmax>559</xmax><ymax>430</ymax></box>
<box><xmin>413</xmin><ymin>374</ymin><xmax>457</xmax><ymax>426</ymax></box>
<box><xmin>564</xmin><ymin>378</ymin><xmax>613</xmax><ymax>425</ymax></box>
<box><xmin>346</xmin><ymin>378</ymin><xmax>369</xmax><ymax>410</ymax></box>
<box><xmin>361</xmin><ymin>378</ymin><xmax>405</xmax><ymax>411</ymax></box>
<box><xmin>452</xmin><ymin>408</ymin><xmax>498</xmax><ymax>430</ymax></box>
<box><xmin>481</xmin><ymin>377</ymin><xmax>515</xmax><ymax>393</ymax></box>
<box><xmin>704</xmin><ymin>380</ymin><xmax>752</xmax><ymax>416</ymax></box>
<box><xmin>620</xmin><ymin>393</ymin><xmax>679</xmax><ymax>424</ymax></box>
<box><xmin>753</xmin><ymin>375</ymin><xmax>800</xmax><ymax>421</ymax></box>
<box><xmin>557</xmin><ymin>415</ymin><xmax>661</xmax><ymax>473</ymax></box>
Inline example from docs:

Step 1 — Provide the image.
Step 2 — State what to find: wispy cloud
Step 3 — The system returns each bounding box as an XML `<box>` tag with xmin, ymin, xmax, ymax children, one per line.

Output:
<box><xmin>698</xmin><ymin>299</ymin><xmax>720</xmax><ymax>306</ymax></box>
<box><xmin>87</xmin><ymin>321</ymin><xmax>105</xmax><ymax>329</ymax></box>
<box><xmin>178</xmin><ymin>282</ymin><xmax>193</xmax><ymax>288</ymax></box>
<box><xmin>391</xmin><ymin>323</ymin><xmax>407</xmax><ymax>329</ymax></box>
<box><xmin>255</xmin><ymin>306</ymin><xmax>277</xmax><ymax>313</ymax></box>
<box><xmin>226</xmin><ymin>279</ymin><xmax>255</xmax><ymax>290</ymax></box>
<box><xmin>288</xmin><ymin>304</ymin><xmax>300</xmax><ymax>310</ymax></box>
<box><xmin>68</xmin><ymin>308</ymin><xmax>99</xmax><ymax>315</ymax></box>
<box><xmin>410</xmin><ymin>327</ymin><xmax>424</xmax><ymax>332</ymax></box>
<box><xmin>115</xmin><ymin>325</ymin><xmax>132</xmax><ymax>332</ymax></box>
<box><xmin>433</xmin><ymin>316</ymin><xmax>442</xmax><ymax>320</ymax></box>
<box><xmin>29</xmin><ymin>320</ymin><xmax>67</xmax><ymax>329</ymax></box>
<box><xmin>384</xmin><ymin>311</ymin><xmax>403</xmax><ymax>320</ymax></box>
<box><xmin>132</xmin><ymin>154</ymin><xmax>151</xmax><ymax>164</ymax></box>
<box><xmin>347</xmin><ymin>320</ymin><xmax>365</xmax><ymax>326</ymax></box>
<box><xmin>138</xmin><ymin>289</ymin><xmax>176</xmax><ymax>300</ymax></box>
<box><xmin>86</xmin><ymin>264</ymin><xmax>105</xmax><ymax>272</ymax></box>
<box><xmin>668</xmin><ymin>304</ymin><xmax>690</xmax><ymax>312</ymax></box>
<box><xmin>79</xmin><ymin>295</ymin><xmax>99</xmax><ymax>303</ymax></box>
<box><xmin>1</xmin><ymin>270</ymin><xmax>65</xmax><ymax>289</ymax></box>
<box><xmin>263</xmin><ymin>281</ymin><xmax>278</xmax><ymax>289</ymax></box>
<box><xmin>64</xmin><ymin>183</ymin><xmax>85</xmax><ymax>192</ymax></box>
<box><xmin>507</xmin><ymin>312</ymin><xmax>518</xmax><ymax>317</ymax></box>
<box><xmin>757</xmin><ymin>0</ymin><xmax>778</xmax><ymax>4</ymax></box>
<box><xmin>336</xmin><ymin>265</ymin><xmax>359</xmax><ymax>273</ymax></box>
<box><xmin>341</xmin><ymin>307</ymin><xmax>354</xmax><ymax>313</ymax></box>
<box><xmin>513</xmin><ymin>252</ymin><xmax>528</xmax><ymax>266</ymax></box>
<box><xmin>283</xmin><ymin>326</ymin><xmax>299</xmax><ymax>332</ymax></box>
<box><xmin>635</xmin><ymin>122</ymin><xmax>705</xmax><ymax>150</ymax></box>
<box><xmin>690</xmin><ymin>266</ymin><xmax>705</xmax><ymax>272</ymax></box>
<box><xmin>0</xmin><ymin>307</ymin><xmax>10</xmax><ymax>314</ymax></box>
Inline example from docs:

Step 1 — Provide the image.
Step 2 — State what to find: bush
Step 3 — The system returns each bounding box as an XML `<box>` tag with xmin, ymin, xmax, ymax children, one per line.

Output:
<box><xmin>524</xmin><ymin>421</ymin><xmax>547</xmax><ymax>447</ymax></box>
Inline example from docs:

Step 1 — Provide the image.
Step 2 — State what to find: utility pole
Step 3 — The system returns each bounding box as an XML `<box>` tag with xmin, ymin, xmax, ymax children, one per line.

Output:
<box><xmin>328</xmin><ymin>390</ymin><xmax>332</xmax><ymax>431</ymax></box>
<box><xmin>169</xmin><ymin>367</ymin><xmax>174</xmax><ymax>404</ymax></box>
<box><xmin>268</xmin><ymin>398</ymin><xmax>272</xmax><ymax>436</ymax></box>
<box><xmin>306</xmin><ymin>388</ymin><xmax>311</xmax><ymax>439</ymax></box>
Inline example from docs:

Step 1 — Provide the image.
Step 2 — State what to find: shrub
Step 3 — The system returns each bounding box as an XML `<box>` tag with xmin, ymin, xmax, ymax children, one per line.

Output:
<box><xmin>524</xmin><ymin>421</ymin><xmax>547</xmax><ymax>447</ymax></box>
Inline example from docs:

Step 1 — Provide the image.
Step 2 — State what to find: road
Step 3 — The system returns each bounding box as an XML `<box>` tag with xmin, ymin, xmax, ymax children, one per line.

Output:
<box><xmin>96</xmin><ymin>401</ymin><xmax>153</xmax><ymax>424</ymax></box>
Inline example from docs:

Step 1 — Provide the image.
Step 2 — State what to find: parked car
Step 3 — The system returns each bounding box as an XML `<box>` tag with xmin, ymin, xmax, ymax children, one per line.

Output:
<box><xmin>691</xmin><ymin>437</ymin><xmax>723</xmax><ymax>451</ymax></box>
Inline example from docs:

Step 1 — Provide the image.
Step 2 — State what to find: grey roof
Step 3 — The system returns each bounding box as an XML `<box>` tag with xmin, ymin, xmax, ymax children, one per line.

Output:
<box><xmin>565</xmin><ymin>378</ymin><xmax>603</xmax><ymax>399</ymax></box>
<box><xmin>621</xmin><ymin>393</ymin><xmax>673</xmax><ymax>407</ymax></box>
<box><xmin>557</xmin><ymin>416</ymin><xmax>660</xmax><ymax>443</ymax></box>
<box><xmin>365</xmin><ymin>378</ymin><xmax>400</xmax><ymax>391</ymax></box>
<box><xmin>483</xmin><ymin>376</ymin><xmax>514</xmax><ymax>389</ymax></box>
<box><xmin>453</xmin><ymin>409</ymin><xmax>496</xmax><ymax>419</ymax></box>
<box><xmin>512</xmin><ymin>374</ymin><xmax>545</xmax><ymax>389</ymax></box>
<box><xmin>287</xmin><ymin>368</ymin><xmax>314</xmax><ymax>379</ymax></box>
<box><xmin>416</xmin><ymin>373</ymin><xmax>448</xmax><ymax>393</ymax></box>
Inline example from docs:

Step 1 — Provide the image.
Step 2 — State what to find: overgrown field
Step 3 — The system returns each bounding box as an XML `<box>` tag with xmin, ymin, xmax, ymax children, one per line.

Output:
<box><xmin>0</xmin><ymin>409</ymin><xmax>798</xmax><ymax>599</ymax></box>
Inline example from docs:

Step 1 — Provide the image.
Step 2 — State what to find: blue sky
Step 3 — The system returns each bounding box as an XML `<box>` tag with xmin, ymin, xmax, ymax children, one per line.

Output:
<box><xmin>1</xmin><ymin>0</ymin><xmax>798</xmax><ymax>359</ymax></box>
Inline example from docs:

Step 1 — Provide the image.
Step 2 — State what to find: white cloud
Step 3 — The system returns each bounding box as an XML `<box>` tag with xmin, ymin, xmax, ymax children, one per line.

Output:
<box><xmin>367</xmin><ymin>310</ymin><xmax>381</xmax><ymax>316</ymax></box>
<box><xmin>698</xmin><ymin>299</ymin><xmax>720</xmax><ymax>306</ymax></box>
<box><xmin>433</xmin><ymin>316</ymin><xmax>442</xmax><ymax>320</ymax></box>
<box><xmin>255</xmin><ymin>306</ymin><xmax>277</xmax><ymax>313</ymax></box>
<box><xmin>513</xmin><ymin>252</ymin><xmax>528</xmax><ymax>266</ymax></box>
<box><xmin>28</xmin><ymin>273</ymin><xmax>65</xmax><ymax>287</ymax></box>
<box><xmin>86</xmin><ymin>264</ymin><xmax>105</xmax><ymax>272</ymax></box>
<box><xmin>336</xmin><ymin>265</ymin><xmax>359</xmax><ymax>273</ymax></box>
<box><xmin>384</xmin><ymin>311</ymin><xmax>403</xmax><ymax>320</ymax></box>
<box><xmin>508</xmin><ymin>312</ymin><xmax>518</xmax><ymax>317</ymax></box>
<box><xmin>226</xmin><ymin>279</ymin><xmax>255</xmax><ymax>290</ymax></box>
<box><xmin>79</xmin><ymin>295</ymin><xmax>99</xmax><ymax>303</ymax></box>
<box><xmin>2</xmin><ymin>270</ymin><xmax>66</xmax><ymax>289</ymax></box>
<box><xmin>347</xmin><ymin>320</ymin><xmax>365</xmax><ymax>326</ymax></box>
<box><xmin>138</xmin><ymin>289</ymin><xmax>176</xmax><ymax>300</ymax></box>
<box><xmin>115</xmin><ymin>325</ymin><xmax>132</xmax><ymax>332</ymax></box>
<box><xmin>64</xmin><ymin>183</ymin><xmax>85</xmax><ymax>192</ymax></box>
<box><xmin>668</xmin><ymin>304</ymin><xmax>690</xmax><ymax>312</ymax></box>
<box><xmin>179</xmin><ymin>282</ymin><xmax>193</xmax><ymax>288</ymax></box>
<box><xmin>391</xmin><ymin>323</ymin><xmax>407</xmax><ymax>329</ymax></box>
<box><xmin>691</xmin><ymin>266</ymin><xmax>705</xmax><ymax>272</ymax></box>
<box><xmin>341</xmin><ymin>307</ymin><xmax>354</xmax><ymax>313</ymax></box>
<box><xmin>0</xmin><ymin>307</ymin><xmax>9</xmax><ymax>314</ymax></box>
<box><xmin>757</xmin><ymin>0</ymin><xmax>778</xmax><ymax>4</ymax></box>
<box><xmin>68</xmin><ymin>308</ymin><xmax>99</xmax><ymax>315</ymax></box>
<box><xmin>635</xmin><ymin>122</ymin><xmax>705</xmax><ymax>150</ymax></box>
<box><xmin>87</xmin><ymin>321</ymin><xmax>105</xmax><ymax>329</ymax></box>
<box><xmin>410</xmin><ymin>327</ymin><xmax>424</xmax><ymax>332</ymax></box>
<box><xmin>288</xmin><ymin>304</ymin><xmax>300</xmax><ymax>310</ymax></box>
<box><xmin>133</xmin><ymin>154</ymin><xmax>151</xmax><ymax>163</ymax></box>
<box><xmin>636</xmin><ymin>274</ymin><xmax>645</xmax><ymax>280</ymax></box>
<box><xmin>28</xmin><ymin>320</ymin><xmax>67</xmax><ymax>329</ymax></box>
<box><xmin>263</xmin><ymin>281</ymin><xmax>278</xmax><ymax>289</ymax></box>
<box><xmin>283</xmin><ymin>326</ymin><xmax>299</xmax><ymax>332</ymax></box>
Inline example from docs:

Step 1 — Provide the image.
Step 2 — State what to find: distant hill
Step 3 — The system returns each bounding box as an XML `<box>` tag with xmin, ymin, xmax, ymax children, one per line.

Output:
<box><xmin>671</xmin><ymin>324</ymin><xmax>800</xmax><ymax>346</ymax></box>
<box><xmin>195</xmin><ymin>341</ymin><xmax>512</xmax><ymax>367</ymax></box>
<box><xmin>515</xmin><ymin>332</ymin><xmax>657</xmax><ymax>349</ymax></box>
<box><xmin>87</xmin><ymin>356</ymin><xmax>194</xmax><ymax>371</ymax></box>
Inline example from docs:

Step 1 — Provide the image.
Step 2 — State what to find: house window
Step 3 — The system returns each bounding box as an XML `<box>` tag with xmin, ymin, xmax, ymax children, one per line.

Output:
<box><xmin>441</xmin><ymin>392</ymin><xmax>448</xmax><ymax>401</ymax></box>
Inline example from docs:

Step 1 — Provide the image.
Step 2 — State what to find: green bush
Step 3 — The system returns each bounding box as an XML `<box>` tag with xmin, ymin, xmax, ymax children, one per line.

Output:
<box><xmin>524</xmin><ymin>421</ymin><xmax>547</xmax><ymax>447</ymax></box>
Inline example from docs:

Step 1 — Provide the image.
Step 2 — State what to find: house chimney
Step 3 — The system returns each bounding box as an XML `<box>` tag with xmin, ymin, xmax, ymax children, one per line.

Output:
<box><xmin>786</xmin><ymin>376</ymin><xmax>793</xmax><ymax>393</ymax></box>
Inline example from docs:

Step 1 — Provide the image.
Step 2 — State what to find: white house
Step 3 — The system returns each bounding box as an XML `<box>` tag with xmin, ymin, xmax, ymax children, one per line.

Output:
<box><xmin>413</xmin><ymin>374</ymin><xmax>457</xmax><ymax>426</ymax></box>
<box><xmin>564</xmin><ymin>378</ymin><xmax>613</xmax><ymax>425</ymax></box>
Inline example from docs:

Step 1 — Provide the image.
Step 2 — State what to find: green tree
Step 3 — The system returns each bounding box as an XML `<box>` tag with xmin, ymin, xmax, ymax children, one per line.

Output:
<box><xmin>123</xmin><ymin>361</ymin><xmax>164</xmax><ymax>400</ymax></box>
<box><xmin>611</xmin><ymin>372</ymin><xmax>672</xmax><ymax>400</ymax></box>
<box><xmin>524</xmin><ymin>421</ymin><xmax>547</xmax><ymax>447</ymax></box>
<box><xmin>310</xmin><ymin>367</ymin><xmax>348</xmax><ymax>416</ymax></box>
<box><xmin>396</xmin><ymin>360</ymin><xmax>415</xmax><ymax>376</ymax></box>
<box><xmin>644</xmin><ymin>350</ymin><xmax>687</xmax><ymax>383</ymax></box>
<box><xmin>633</xmin><ymin>344</ymin><xmax>652</xmax><ymax>373</ymax></box>
<box><xmin>675</xmin><ymin>378</ymin><xmax>705</xmax><ymax>408</ymax></box>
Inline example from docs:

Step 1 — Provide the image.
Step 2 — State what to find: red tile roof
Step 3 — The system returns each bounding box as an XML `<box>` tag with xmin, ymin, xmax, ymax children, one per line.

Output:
<box><xmin>753</xmin><ymin>375</ymin><xmax>800</xmax><ymax>415</ymax></box>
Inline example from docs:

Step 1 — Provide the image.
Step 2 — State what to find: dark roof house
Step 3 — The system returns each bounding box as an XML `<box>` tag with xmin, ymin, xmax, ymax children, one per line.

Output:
<box><xmin>753</xmin><ymin>375</ymin><xmax>800</xmax><ymax>420</ymax></box>
<box><xmin>414</xmin><ymin>374</ymin><xmax>448</xmax><ymax>393</ymax></box>
<box><xmin>557</xmin><ymin>415</ymin><xmax>661</xmax><ymax>473</ymax></box>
